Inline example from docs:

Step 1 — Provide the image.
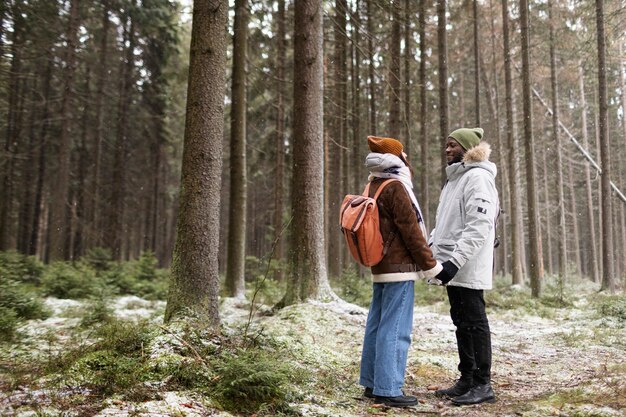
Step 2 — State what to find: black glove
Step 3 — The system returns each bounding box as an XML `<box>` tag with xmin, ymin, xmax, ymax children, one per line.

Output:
<box><xmin>435</xmin><ymin>260</ymin><xmax>459</xmax><ymax>285</ymax></box>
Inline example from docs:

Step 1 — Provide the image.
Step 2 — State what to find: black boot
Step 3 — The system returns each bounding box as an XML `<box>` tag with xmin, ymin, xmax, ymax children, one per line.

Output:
<box><xmin>451</xmin><ymin>383</ymin><xmax>495</xmax><ymax>405</ymax></box>
<box><xmin>434</xmin><ymin>379</ymin><xmax>473</xmax><ymax>398</ymax></box>
<box><xmin>373</xmin><ymin>394</ymin><xmax>418</xmax><ymax>408</ymax></box>
<box><xmin>363</xmin><ymin>387</ymin><xmax>375</xmax><ymax>398</ymax></box>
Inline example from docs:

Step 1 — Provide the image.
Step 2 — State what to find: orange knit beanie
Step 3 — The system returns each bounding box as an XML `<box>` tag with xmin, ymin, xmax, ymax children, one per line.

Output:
<box><xmin>367</xmin><ymin>136</ymin><xmax>404</xmax><ymax>156</ymax></box>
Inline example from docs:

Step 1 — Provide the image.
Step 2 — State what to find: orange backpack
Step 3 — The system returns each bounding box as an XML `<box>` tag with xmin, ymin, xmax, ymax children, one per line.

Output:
<box><xmin>340</xmin><ymin>179</ymin><xmax>398</xmax><ymax>267</ymax></box>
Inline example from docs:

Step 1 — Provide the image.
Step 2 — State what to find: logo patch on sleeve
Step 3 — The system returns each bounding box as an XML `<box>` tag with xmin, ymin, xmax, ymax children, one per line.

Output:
<box><xmin>478</xmin><ymin>207</ymin><xmax>487</xmax><ymax>214</ymax></box>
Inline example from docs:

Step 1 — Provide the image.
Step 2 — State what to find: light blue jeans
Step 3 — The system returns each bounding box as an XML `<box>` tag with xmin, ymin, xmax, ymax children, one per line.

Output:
<box><xmin>359</xmin><ymin>280</ymin><xmax>415</xmax><ymax>397</ymax></box>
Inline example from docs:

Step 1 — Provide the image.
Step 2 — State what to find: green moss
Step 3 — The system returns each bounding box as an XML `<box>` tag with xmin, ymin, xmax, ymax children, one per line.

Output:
<box><xmin>212</xmin><ymin>348</ymin><xmax>303</xmax><ymax>415</ymax></box>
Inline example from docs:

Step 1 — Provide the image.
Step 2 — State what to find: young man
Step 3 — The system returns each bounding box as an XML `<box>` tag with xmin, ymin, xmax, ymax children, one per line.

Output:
<box><xmin>429</xmin><ymin>127</ymin><xmax>499</xmax><ymax>405</ymax></box>
<box><xmin>359</xmin><ymin>136</ymin><xmax>442</xmax><ymax>407</ymax></box>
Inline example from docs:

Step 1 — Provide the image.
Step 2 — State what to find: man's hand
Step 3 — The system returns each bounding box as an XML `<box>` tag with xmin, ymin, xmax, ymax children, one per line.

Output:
<box><xmin>434</xmin><ymin>260</ymin><xmax>459</xmax><ymax>285</ymax></box>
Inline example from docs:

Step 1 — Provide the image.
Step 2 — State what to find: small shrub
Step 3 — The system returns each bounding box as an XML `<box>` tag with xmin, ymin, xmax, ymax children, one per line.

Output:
<box><xmin>333</xmin><ymin>268</ymin><xmax>372</xmax><ymax>308</ymax></box>
<box><xmin>41</xmin><ymin>261</ymin><xmax>101</xmax><ymax>299</ymax></box>
<box><xmin>103</xmin><ymin>252</ymin><xmax>169</xmax><ymax>300</ymax></box>
<box><xmin>0</xmin><ymin>306</ymin><xmax>19</xmax><ymax>341</ymax></box>
<box><xmin>80</xmin><ymin>297</ymin><xmax>115</xmax><ymax>328</ymax></box>
<box><xmin>596</xmin><ymin>295</ymin><xmax>626</xmax><ymax>323</ymax></box>
<box><xmin>213</xmin><ymin>348</ymin><xmax>302</xmax><ymax>415</ymax></box>
<box><xmin>0</xmin><ymin>278</ymin><xmax>49</xmax><ymax>320</ymax></box>
<box><xmin>81</xmin><ymin>247</ymin><xmax>114</xmax><ymax>272</ymax></box>
<box><xmin>0</xmin><ymin>250</ymin><xmax>44</xmax><ymax>285</ymax></box>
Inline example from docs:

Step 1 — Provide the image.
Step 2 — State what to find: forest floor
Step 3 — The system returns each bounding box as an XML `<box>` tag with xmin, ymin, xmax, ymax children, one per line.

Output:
<box><xmin>1</xmin><ymin>278</ymin><xmax>625</xmax><ymax>417</ymax></box>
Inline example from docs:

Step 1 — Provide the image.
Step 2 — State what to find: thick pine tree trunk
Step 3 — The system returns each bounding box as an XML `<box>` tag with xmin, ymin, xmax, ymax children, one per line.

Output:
<box><xmin>279</xmin><ymin>0</ymin><xmax>334</xmax><ymax>307</ymax></box>
<box><xmin>520</xmin><ymin>0</ymin><xmax>543</xmax><ymax>296</ymax></box>
<box><xmin>501</xmin><ymin>0</ymin><xmax>524</xmax><ymax>285</ymax></box>
<box><xmin>388</xmin><ymin>0</ymin><xmax>401</xmax><ymax>138</ymax></box>
<box><xmin>225</xmin><ymin>0</ymin><xmax>248</xmax><ymax>299</ymax></box>
<box><xmin>164</xmin><ymin>0</ymin><xmax>227</xmax><ymax>327</ymax></box>
<box><xmin>48</xmin><ymin>0</ymin><xmax>80</xmax><ymax>261</ymax></box>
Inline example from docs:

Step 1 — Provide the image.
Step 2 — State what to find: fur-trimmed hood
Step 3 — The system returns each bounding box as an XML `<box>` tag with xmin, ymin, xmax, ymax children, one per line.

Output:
<box><xmin>462</xmin><ymin>141</ymin><xmax>492</xmax><ymax>164</ymax></box>
<box><xmin>446</xmin><ymin>141</ymin><xmax>497</xmax><ymax>181</ymax></box>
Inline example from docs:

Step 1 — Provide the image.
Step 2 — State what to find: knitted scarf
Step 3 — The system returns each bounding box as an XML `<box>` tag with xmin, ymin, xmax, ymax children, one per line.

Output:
<box><xmin>365</xmin><ymin>152</ymin><xmax>428</xmax><ymax>239</ymax></box>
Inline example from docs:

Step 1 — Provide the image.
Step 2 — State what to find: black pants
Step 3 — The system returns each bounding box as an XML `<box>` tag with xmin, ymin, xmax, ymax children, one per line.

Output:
<box><xmin>446</xmin><ymin>286</ymin><xmax>492</xmax><ymax>385</ymax></box>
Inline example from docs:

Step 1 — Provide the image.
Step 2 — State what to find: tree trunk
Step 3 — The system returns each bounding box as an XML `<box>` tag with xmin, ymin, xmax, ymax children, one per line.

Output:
<box><xmin>279</xmin><ymin>0</ymin><xmax>334</xmax><ymax>307</ymax></box>
<box><xmin>327</xmin><ymin>0</ymin><xmax>348</xmax><ymax>280</ymax></box>
<box><xmin>105</xmin><ymin>11</ymin><xmax>135</xmax><ymax>260</ymax></box>
<box><xmin>419</xmin><ymin>0</ymin><xmax>430</xmax><ymax>223</ymax></box>
<box><xmin>351</xmin><ymin>0</ymin><xmax>363</xmax><ymax>189</ymax></box>
<box><xmin>225</xmin><ymin>0</ymin><xmax>248</xmax><ymax>299</ymax></box>
<box><xmin>578</xmin><ymin>63</ymin><xmax>599</xmax><ymax>282</ymax></box>
<box><xmin>164</xmin><ymin>0</ymin><xmax>227</xmax><ymax>327</ymax></box>
<box><xmin>91</xmin><ymin>0</ymin><xmax>110</xmax><ymax>248</ymax></box>
<box><xmin>388</xmin><ymin>0</ymin><xmax>401</xmax><ymax>139</ymax></box>
<box><xmin>501</xmin><ymin>0</ymin><xmax>523</xmax><ymax>285</ymax></box>
<box><xmin>520</xmin><ymin>0</ymin><xmax>543</xmax><ymax>297</ymax></box>
<box><xmin>548</xmin><ymin>0</ymin><xmax>567</xmax><ymax>282</ymax></box>
<box><xmin>47</xmin><ymin>0</ymin><xmax>80</xmax><ymax>261</ymax></box>
<box><xmin>566</xmin><ymin>147</ymin><xmax>582</xmax><ymax>277</ymax></box>
<box><xmin>1</xmin><ymin>1</ymin><xmax>25</xmax><ymax>251</ymax></box>
<box><xmin>473</xmin><ymin>0</ymin><xmax>481</xmax><ymax>126</ymax></box>
<box><xmin>273</xmin><ymin>0</ymin><xmax>287</xmax><ymax>281</ymax></box>
<box><xmin>403</xmin><ymin>0</ymin><xmax>411</xmax><ymax>155</ymax></box>
<box><xmin>366</xmin><ymin>0</ymin><xmax>377</xmax><ymax>134</ymax></box>
<box><xmin>541</xmin><ymin>139</ymin><xmax>554</xmax><ymax>276</ymax></box>
<box><xmin>73</xmin><ymin>69</ymin><xmax>92</xmax><ymax>260</ymax></box>
<box><xmin>595</xmin><ymin>0</ymin><xmax>615</xmax><ymax>292</ymax></box>
<box><xmin>437</xmin><ymin>0</ymin><xmax>449</xmax><ymax>184</ymax></box>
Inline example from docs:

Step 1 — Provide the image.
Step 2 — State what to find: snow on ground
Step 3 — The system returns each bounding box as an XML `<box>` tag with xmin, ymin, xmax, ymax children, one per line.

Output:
<box><xmin>2</xmin><ymin>293</ymin><xmax>625</xmax><ymax>416</ymax></box>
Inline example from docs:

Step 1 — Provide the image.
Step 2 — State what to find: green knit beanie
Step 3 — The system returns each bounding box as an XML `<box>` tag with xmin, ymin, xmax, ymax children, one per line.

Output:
<box><xmin>449</xmin><ymin>127</ymin><xmax>484</xmax><ymax>150</ymax></box>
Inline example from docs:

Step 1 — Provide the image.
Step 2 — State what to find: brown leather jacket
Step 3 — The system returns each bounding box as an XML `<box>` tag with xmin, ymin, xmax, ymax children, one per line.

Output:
<box><xmin>367</xmin><ymin>178</ymin><xmax>438</xmax><ymax>275</ymax></box>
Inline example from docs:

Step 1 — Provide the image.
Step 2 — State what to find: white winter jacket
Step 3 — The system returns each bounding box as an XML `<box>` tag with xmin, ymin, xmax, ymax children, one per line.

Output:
<box><xmin>429</xmin><ymin>142</ymin><xmax>499</xmax><ymax>290</ymax></box>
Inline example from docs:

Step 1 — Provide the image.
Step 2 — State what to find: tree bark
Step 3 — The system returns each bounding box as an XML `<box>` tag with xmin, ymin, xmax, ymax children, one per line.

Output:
<box><xmin>595</xmin><ymin>0</ymin><xmax>615</xmax><ymax>292</ymax></box>
<box><xmin>577</xmin><ymin>63</ymin><xmax>599</xmax><ymax>282</ymax></box>
<box><xmin>273</xmin><ymin>0</ymin><xmax>287</xmax><ymax>281</ymax></box>
<box><xmin>388</xmin><ymin>0</ymin><xmax>401</xmax><ymax>139</ymax></box>
<box><xmin>105</xmin><ymin>10</ymin><xmax>135</xmax><ymax>260</ymax></box>
<box><xmin>437</xmin><ymin>0</ymin><xmax>449</xmax><ymax>184</ymax></box>
<box><xmin>47</xmin><ymin>0</ymin><xmax>80</xmax><ymax>261</ymax></box>
<box><xmin>520</xmin><ymin>0</ymin><xmax>543</xmax><ymax>296</ymax></box>
<box><xmin>403</xmin><ymin>0</ymin><xmax>411</xmax><ymax>155</ymax></box>
<box><xmin>366</xmin><ymin>0</ymin><xmax>377</xmax><ymax>134</ymax></box>
<box><xmin>501</xmin><ymin>0</ymin><xmax>523</xmax><ymax>285</ymax></box>
<box><xmin>279</xmin><ymin>0</ymin><xmax>334</xmax><ymax>307</ymax></box>
<box><xmin>1</xmin><ymin>1</ymin><xmax>24</xmax><ymax>251</ymax></box>
<box><xmin>91</xmin><ymin>0</ymin><xmax>111</xmax><ymax>248</ymax></box>
<box><xmin>419</xmin><ymin>0</ymin><xmax>429</xmax><ymax>223</ymax></box>
<box><xmin>225</xmin><ymin>0</ymin><xmax>248</xmax><ymax>299</ymax></box>
<box><xmin>548</xmin><ymin>0</ymin><xmax>567</xmax><ymax>282</ymax></box>
<box><xmin>164</xmin><ymin>0</ymin><xmax>227</xmax><ymax>327</ymax></box>
<box><xmin>473</xmin><ymin>0</ymin><xmax>481</xmax><ymax>126</ymax></box>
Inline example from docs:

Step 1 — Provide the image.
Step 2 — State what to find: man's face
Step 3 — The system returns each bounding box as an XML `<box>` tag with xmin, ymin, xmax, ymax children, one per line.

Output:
<box><xmin>445</xmin><ymin>138</ymin><xmax>466</xmax><ymax>165</ymax></box>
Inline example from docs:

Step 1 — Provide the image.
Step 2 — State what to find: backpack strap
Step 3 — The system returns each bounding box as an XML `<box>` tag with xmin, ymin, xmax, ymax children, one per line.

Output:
<box><xmin>363</xmin><ymin>178</ymin><xmax>399</xmax><ymax>199</ymax></box>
